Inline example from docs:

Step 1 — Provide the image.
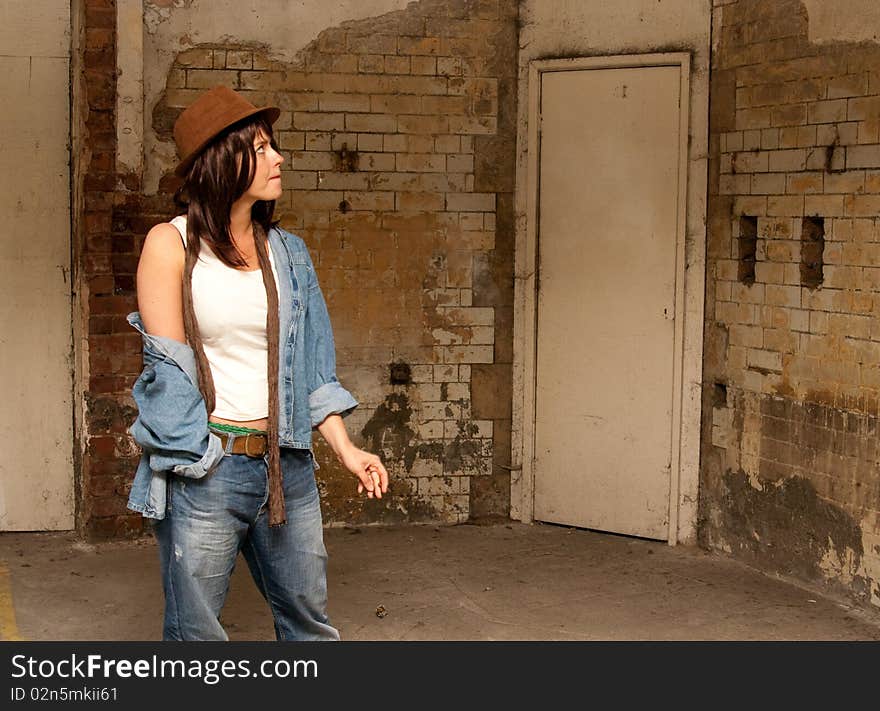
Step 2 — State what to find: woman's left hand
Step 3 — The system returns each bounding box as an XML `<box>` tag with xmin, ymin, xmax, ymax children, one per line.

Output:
<box><xmin>339</xmin><ymin>446</ymin><xmax>389</xmax><ymax>499</ymax></box>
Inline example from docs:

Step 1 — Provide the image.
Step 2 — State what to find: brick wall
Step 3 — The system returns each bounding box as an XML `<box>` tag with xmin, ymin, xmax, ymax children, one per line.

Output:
<box><xmin>77</xmin><ymin>0</ymin><xmax>138</xmax><ymax>538</ymax></box>
<box><xmin>81</xmin><ymin>0</ymin><xmax>517</xmax><ymax>536</ymax></box>
<box><xmin>704</xmin><ymin>0</ymin><xmax>880</xmax><ymax>606</ymax></box>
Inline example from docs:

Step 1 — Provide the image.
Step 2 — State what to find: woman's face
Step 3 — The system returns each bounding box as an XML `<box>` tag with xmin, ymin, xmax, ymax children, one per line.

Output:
<box><xmin>244</xmin><ymin>128</ymin><xmax>284</xmax><ymax>202</ymax></box>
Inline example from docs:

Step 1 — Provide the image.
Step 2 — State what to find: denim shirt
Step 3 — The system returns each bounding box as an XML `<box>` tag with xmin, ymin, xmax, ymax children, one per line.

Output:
<box><xmin>126</xmin><ymin>226</ymin><xmax>358</xmax><ymax>520</ymax></box>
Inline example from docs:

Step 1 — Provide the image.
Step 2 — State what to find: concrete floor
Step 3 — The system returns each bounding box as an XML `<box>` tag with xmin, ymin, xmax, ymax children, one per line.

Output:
<box><xmin>2</xmin><ymin>521</ymin><xmax>880</xmax><ymax>641</ymax></box>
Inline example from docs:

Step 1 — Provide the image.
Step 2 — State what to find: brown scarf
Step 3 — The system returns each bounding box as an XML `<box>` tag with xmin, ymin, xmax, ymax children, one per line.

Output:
<box><xmin>182</xmin><ymin>220</ymin><xmax>286</xmax><ymax>527</ymax></box>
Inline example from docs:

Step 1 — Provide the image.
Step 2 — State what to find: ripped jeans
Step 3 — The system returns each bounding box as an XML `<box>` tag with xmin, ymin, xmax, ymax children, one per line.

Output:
<box><xmin>153</xmin><ymin>446</ymin><xmax>339</xmax><ymax>641</ymax></box>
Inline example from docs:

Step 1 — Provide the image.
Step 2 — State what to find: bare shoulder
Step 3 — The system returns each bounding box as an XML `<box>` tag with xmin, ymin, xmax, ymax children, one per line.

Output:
<box><xmin>137</xmin><ymin>223</ymin><xmax>185</xmax><ymax>303</ymax></box>
<box><xmin>137</xmin><ymin>222</ymin><xmax>186</xmax><ymax>341</ymax></box>
<box><xmin>140</xmin><ymin>222</ymin><xmax>185</xmax><ymax>268</ymax></box>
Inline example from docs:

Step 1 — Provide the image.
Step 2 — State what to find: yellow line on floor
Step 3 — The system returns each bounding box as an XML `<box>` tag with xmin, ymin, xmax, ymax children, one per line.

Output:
<box><xmin>0</xmin><ymin>564</ymin><xmax>25</xmax><ymax>641</ymax></box>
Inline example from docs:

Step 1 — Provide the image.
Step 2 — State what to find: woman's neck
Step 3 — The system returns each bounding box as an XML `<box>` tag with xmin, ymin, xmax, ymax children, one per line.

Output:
<box><xmin>229</xmin><ymin>198</ymin><xmax>255</xmax><ymax>241</ymax></box>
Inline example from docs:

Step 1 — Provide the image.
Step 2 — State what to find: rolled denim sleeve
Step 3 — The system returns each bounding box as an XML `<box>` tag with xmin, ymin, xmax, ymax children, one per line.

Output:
<box><xmin>129</xmin><ymin>359</ymin><xmax>224</xmax><ymax>478</ymax></box>
<box><xmin>304</xmin><ymin>251</ymin><xmax>359</xmax><ymax>428</ymax></box>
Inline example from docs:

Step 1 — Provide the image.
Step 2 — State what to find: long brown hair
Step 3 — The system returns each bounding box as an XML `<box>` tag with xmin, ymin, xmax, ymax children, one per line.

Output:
<box><xmin>173</xmin><ymin>113</ymin><xmax>286</xmax><ymax>525</ymax></box>
<box><xmin>174</xmin><ymin>115</ymin><xmax>279</xmax><ymax>268</ymax></box>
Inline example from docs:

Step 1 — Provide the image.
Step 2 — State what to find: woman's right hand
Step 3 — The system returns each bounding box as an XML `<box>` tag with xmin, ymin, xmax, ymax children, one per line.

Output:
<box><xmin>340</xmin><ymin>446</ymin><xmax>389</xmax><ymax>499</ymax></box>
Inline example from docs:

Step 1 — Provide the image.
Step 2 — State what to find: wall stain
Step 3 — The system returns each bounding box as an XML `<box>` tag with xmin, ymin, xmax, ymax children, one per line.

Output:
<box><xmin>362</xmin><ymin>392</ymin><xmax>419</xmax><ymax>469</ymax></box>
<box><xmin>361</xmin><ymin>392</ymin><xmax>488</xmax><ymax>476</ymax></box>
<box><xmin>329</xmin><ymin>392</ymin><xmax>441</xmax><ymax>522</ymax></box>
<box><xmin>719</xmin><ymin>469</ymin><xmax>869</xmax><ymax>600</ymax></box>
<box><xmin>85</xmin><ymin>394</ymin><xmax>138</xmax><ymax>434</ymax></box>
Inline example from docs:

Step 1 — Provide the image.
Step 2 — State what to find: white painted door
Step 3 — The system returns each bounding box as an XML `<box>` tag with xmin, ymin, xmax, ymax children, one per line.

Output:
<box><xmin>0</xmin><ymin>2</ymin><xmax>74</xmax><ymax>530</ymax></box>
<box><xmin>534</xmin><ymin>65</ymin><xmax>681</xmax><ymax>539</ymax></box>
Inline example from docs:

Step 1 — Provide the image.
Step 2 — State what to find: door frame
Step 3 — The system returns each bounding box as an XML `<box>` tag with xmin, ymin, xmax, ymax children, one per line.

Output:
<box><xmin>512</xmin><ymin>53</ymin><xmax>701</xmax><ymax>545</ymax></box>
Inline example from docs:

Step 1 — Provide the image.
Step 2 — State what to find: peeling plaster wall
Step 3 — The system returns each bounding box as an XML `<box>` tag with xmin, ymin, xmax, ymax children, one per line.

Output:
<box><xmin>705</xmin><ymin>0</ymin><xmax>880</xmax><ymax>608</ymax></box>
<box><xmin>512</xmin><ymin>0</ymin><xmax>711</xmax><ymax>543</ymax></box>
<box><xmin>118</xmin><ymin>0</ymin><xmax>144</xmax><ymax>176</ymax></box>
<box><xmin>142</xmin><ymin>0</ymin><xmax>412</xmax><ymax>192</ymax></box>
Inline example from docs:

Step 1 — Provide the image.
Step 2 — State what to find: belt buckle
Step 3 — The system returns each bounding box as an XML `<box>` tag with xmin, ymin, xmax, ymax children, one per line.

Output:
<box><xmin>243</xmin><ymin>433</ymin><xmax>264</xmax><ymax>458</ymax></box>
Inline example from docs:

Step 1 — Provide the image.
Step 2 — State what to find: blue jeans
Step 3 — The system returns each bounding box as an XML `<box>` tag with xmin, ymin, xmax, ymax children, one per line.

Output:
<box><xmin>153</xmin><ymin>445</ymin><xmax>339</xmax><ymax>641</ymax></box>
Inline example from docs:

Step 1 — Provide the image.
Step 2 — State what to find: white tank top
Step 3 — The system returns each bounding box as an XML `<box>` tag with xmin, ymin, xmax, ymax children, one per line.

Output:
<box><xmin>170</xmin><ymin>215</ymin><xmax>278</xmax><ymax>421</ymax></box>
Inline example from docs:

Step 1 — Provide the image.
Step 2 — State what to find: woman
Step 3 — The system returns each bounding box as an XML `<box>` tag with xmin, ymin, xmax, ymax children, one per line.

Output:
<box><xmin>127</xmin><ymin>85</ymin><xmax>388</xmax><ymax>641</ymax></box>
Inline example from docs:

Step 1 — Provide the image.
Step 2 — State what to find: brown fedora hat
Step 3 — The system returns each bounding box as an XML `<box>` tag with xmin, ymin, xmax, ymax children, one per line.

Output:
<box><xmin>172</xmin><ymin>85</ymin><xmax>280</xmax><ymax>177</ymax></box>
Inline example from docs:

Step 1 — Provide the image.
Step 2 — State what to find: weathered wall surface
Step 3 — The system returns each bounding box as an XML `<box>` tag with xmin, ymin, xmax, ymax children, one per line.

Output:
<box><xmin>76</xmin><ymin>0</ymin><xmax>144</xmax><ymax>538</ymax></box>
<box><xmin>705</xmin><ymin>0</ymin><xmax>880</xmax><ymax>607</ymax></box>
<box><xmin>141</xmin><ymin>0</ymin><xmax>413</xmax><ymax>192</ymax></box>
<box><xmin>0</xmin><ymin>1</ymin><xmax>75</xmax><ymax>530</ymax></box>
<box><xmin>512</xmin><ymin>0</ymin><xmax>711</xmax><ymax>542</ymax></box>
<box><xmin>82</xmin><ymin>0</ymin><xmax>517</xmax><ymax>536</ymax></box>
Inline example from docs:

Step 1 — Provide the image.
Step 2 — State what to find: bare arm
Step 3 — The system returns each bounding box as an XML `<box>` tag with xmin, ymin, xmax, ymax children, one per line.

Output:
<box><xmin>317</xmin><ymin>414</ymin><xmax>389</xmax><ymax>499</ymax></box>
<box><xmin>136</xmin><ymin>223</ymin><xmax>186</xmax><ymax>342</ymax></box>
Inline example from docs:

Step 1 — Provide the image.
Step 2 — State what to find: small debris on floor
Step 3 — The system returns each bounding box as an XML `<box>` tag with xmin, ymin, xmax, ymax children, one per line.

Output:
<box><xmin>375</xmin><ymin>605</ymin><xmax>387</xmax><ymax>619</ymax></box>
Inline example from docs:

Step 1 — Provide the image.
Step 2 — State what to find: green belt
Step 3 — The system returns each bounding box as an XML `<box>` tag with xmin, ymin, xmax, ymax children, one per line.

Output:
<box><xmin>209</xmin><ymin>422</ymin><xmax>268</xmax><ymax>436</ymax></box>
